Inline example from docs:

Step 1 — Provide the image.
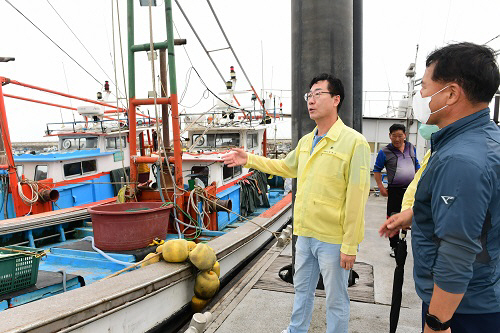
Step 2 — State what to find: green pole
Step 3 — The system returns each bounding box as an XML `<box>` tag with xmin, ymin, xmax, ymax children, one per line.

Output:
<box><xmin>127</xmin><ymin>0</ymin><xmax>135</xmax><ymax>98</ymax></box>
<box><xmin>165</xmin><ymin>0</ymin><xmax>177</xmax><ymax>94</ymax></box>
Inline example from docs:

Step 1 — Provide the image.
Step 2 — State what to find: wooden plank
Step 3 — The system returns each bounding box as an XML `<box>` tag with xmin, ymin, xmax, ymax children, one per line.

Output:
<box><xmin>205</xmin><ymin>245</ymin><xmax>286</xmax><ymax>333</ymax></box>
<box><xmin>253</xmin><ymin>255</ymin><xmax>375</xmax><ymax>304</ymax></box>
<box><xmin>0</xmin><ymin>197</ymin><xmax>116</xmax><ymax>235</ymax></box>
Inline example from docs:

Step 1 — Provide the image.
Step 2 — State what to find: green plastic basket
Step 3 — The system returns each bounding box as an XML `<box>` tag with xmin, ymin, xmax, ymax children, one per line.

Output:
<box><xmin>0</xmin><ymin>246</ymin><xmax>43</xmax><ymax>296</ymax></box>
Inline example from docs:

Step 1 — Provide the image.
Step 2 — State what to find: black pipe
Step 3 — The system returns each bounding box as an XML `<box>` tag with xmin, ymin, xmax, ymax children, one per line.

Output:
<box><xmin>353</xmin><ymin>0</ymin><xmax>363</xmax><ymax>133</ymax></box>
<box><xmin>291</xmin><ymin>0</ymin><xmax>355</xmax><ymax>273</ymax></box>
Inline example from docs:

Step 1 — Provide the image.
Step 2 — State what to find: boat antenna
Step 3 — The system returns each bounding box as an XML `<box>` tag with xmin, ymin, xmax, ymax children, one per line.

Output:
<box><xmin>61</xmin><ymin>61</ymin><xmax>76</xmax><ymax>124</ymax></box>
<box><xmin>261</xmin><ymin>40</ymin><xmax>264</xmax><ymax>105</ymax></box>
<box><xmin>414</xmin><ymin>44</ymin><xmax>419</xmax><ymax>68</ymax></box>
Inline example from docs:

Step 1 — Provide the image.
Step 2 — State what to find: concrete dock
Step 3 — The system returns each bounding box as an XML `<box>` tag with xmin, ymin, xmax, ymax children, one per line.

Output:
<box><xmin>203</xmin><ymin>195</ymin><xmax>422</xmax><ymax>333</ymax></box>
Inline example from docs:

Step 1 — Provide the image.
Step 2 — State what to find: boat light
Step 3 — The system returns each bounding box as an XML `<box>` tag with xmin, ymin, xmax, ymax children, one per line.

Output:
<box><xmin>230</xmin><ymin>66</ymin><xmax>236</xmax><ymax>80</ymax></box>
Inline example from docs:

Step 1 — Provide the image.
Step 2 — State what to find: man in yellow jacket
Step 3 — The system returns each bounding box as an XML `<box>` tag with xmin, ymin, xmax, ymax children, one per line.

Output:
<box><xmin>223</xmin><ymin>73</ymin><xmax>371</xmax><ymax>333</ymax></box>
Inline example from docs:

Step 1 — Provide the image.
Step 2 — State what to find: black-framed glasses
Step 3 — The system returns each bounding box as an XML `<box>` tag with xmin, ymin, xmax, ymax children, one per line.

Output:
<box><xmin>303</xmin><ymin>91</ymin><xmax>334</xmax><ymax>102</ymax></box>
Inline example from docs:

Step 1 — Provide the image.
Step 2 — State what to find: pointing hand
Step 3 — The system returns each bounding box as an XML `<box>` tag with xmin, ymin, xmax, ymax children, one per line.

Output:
<box><xmin>221</xmin><ymin>148</ymin><xmax>248</xmax><ymax>167</ymax></box>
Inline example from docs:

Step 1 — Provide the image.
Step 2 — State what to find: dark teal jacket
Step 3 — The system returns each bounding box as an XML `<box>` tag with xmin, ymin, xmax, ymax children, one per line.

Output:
<box><xmin>412</xmin><ymin>108</ymin><xmax>500</xmax><ymax>314</ymax></box>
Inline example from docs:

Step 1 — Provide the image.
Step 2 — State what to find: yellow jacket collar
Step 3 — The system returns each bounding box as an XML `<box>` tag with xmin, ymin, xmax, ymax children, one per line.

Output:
<box><xmin>312</xmin><ymin>117</ymin><xmax>345</xmax><ymax>142</ymax></box>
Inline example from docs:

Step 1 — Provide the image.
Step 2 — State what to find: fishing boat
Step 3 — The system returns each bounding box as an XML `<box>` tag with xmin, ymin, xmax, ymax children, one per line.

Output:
<box><xmin>0</xmin><ymin>1</ymin><xmax>291</xmax><ymax>332</ymax></box>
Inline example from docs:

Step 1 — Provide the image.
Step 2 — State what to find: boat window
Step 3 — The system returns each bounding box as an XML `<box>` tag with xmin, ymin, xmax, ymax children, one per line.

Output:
<box><xmin>63</xmin><ymin>159</ymin><xmax>97</xmax><ymax>178</ymax></box>
<box><xmin>85</xmin><ymin>137</ymin><xmax>98</xmax><ymax>149</ymax></box>
<box><xmin>223</xmin><ymin>165</ymin><xmax>242</xmax><ymax>181</ymax></box>
<box><xmin>61</xmin><ymin>137</ymin><xmax>99</xmax><ymax>150</ymax></box>
<box><xmin>34</xmin><ymin>165</ymin><xmax>48</xmax><ymax>181</ymax></box>
<box><xmin>234</xmin><ymin>165</ymin><xmax>242</xmax><ymax>177</ymax></box>
<box><xmin>190</xmin><ymin>166</ymin><xmax>209</xmax><ymax>187</ymax></box>
<box><xmin>16</xmin><ymin>165</ymin><xmax>24</xmax><ymax>179</ymax></box>
<box><xmin>216</xmin><ymin>133</ymin><xmax>240</xmax><ymax>147</ymax></box>
<box><xmin>106</xmin><ymin>136</ymin><xmax>127</xmax><ymax>150</ymax></box>
<box><xmin>247</xmin><ymin>133</ymin><xmax>258</xmax><ymax>148</ymax></box>
<box><xmin>193</xmin><ymin>133</ymin><xmax>240</xmax><ymax>148</ymax></box>
<box><xmin>64</xmin><ymin>162</ymin><xmax>82</xmax><ymax>177</ymax></box>
<box><xmin>193</xmin><ymin>134</ymin><xmax>210</xmax><ymax>147</ymax></box>
<box><xmin>82</xmin><ymin>160</ymin><xmax>97</xmax><ymax>174</ymax></box>
<box><xmin>223</xmin><ymin>165</ymin><xmax>232</xmax><ymax>181</ymax></box>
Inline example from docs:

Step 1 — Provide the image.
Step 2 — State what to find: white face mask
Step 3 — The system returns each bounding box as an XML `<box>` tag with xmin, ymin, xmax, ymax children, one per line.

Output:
<box><xmin>412</xmin><ymin>86</ymin><xmax>450</xmax><ymax>124</ymax></box>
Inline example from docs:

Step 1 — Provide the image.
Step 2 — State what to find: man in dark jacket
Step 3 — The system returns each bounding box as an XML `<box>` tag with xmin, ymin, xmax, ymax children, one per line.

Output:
<box><xmin>380</xmin><ymin>42</ymin><xmax>500</xmax><ymax>333</ymax></box>
<box><xmin>374</xmin><ymin>124</ymin><xmax>420</xmax><ymax>256</ymax></box>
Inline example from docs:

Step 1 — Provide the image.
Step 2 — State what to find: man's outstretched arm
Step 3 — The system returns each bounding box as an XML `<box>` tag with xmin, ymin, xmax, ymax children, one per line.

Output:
<box><xmin>222</xmin><ymin>146</ymin><xmax>300</xmax><ymax>179</ymax></box>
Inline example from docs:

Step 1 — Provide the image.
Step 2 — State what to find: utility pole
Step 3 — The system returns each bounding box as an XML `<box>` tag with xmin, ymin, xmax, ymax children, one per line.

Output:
<box><xmin>291</xmin><ymin>0</ymin><xmax>358</xmax><ymax>272</ymax></box>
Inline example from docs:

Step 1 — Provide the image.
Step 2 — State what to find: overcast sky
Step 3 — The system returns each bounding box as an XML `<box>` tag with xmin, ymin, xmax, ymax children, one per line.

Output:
<box><xmin>1</xmin><ymin>0</ymin><xmax>499</xmax><ymax>141</ymax></box>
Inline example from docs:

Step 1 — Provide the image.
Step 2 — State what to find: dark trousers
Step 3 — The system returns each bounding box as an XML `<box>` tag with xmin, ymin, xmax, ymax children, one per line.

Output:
<box><xmin>387</xmin><ymin>186</ymin><xmax>406</xmax><ymax>249</ymax></box>
<box><xmin>422</xmin><ymin>302</ymin><xmax>500</xmax><ymax>333</ymax></box>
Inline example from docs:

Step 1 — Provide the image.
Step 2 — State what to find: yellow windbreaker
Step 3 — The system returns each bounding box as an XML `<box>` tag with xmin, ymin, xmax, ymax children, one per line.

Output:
<box><xmin>401</xmin><ymin>149</ymin><xmax>431</xmax><ymax>211</ymax></box>
<box><xmin>245</xmin><ymin>118</ymin><xmax>370</xmax><ymax>255</ymax></box>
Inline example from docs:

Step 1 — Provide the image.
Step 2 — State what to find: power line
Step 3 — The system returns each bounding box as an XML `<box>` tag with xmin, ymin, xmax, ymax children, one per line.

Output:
<box><xmin>190</xmin><ymin>66</ymin><xmax>253</xmax><ymax>114</ymax></box>
<box><xmin>171</xmin><ymin>24</ymin><xmax>241</xmax><ymax>111</ymax></box>
<box><xmin>484</xmin><ymin>34</ymin><xmax>500</xmax><ymax>45</ymax></box>
<box><xmin>171</xmin><ymin>18</ymin><xmax>253</xmax><ymax>114</ymax></box>
<box><xmin>46</xmin><ymin>0</ymin><xmax>123</xmax><ymax>96</ymax></box>
<box><xmin>4</xmin><ymin>0</ymin><xmax>101</xmax><ymax>86</ymax></box>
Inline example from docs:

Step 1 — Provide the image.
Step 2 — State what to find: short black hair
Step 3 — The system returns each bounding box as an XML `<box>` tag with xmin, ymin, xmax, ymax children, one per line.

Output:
<box><xmin>389</xmin><ymin>123</ymin><xmax>406</xmax><ymax>134</ymax></box>
<box><xmin>426</xmin><ymin>42</ymin><xmax>500</xmax><ymax>104</ymax></box>
<box><xmin>309</xmin><ymin>73</ymin><xmax>345</xmax><ymax>111</ymax></box>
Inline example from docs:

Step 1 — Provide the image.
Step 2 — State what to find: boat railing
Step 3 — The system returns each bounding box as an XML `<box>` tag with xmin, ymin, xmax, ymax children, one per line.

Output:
<box><xmin>181</xmin><ymin>107</ymin><xmax>278</xmax><ymax>130</ymax></box>
<box><xmin>45</xmin><ymin>117</ymin><xmax>156</xmax><ymax>135</ymax></box>
<box><xmin>363</xmin><ymin>90</ymin><xmax>412</xmax><ymax>118</ymax></box>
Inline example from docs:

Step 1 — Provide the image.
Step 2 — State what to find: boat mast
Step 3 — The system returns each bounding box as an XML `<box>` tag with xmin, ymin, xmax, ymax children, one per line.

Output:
<box><xmin>0</xmin><ymin>78</ymin><xmax>24</xmax><ymax>217</ymax></box>
<box><xmin>126</xmin><ymin>0</ymin><xmax>184</xmax><ymax>189</ymax></box>
<box><xmin>204</xmin><ymin>0</ymin><xmax>268</xmax><ymax>115</ymax></box>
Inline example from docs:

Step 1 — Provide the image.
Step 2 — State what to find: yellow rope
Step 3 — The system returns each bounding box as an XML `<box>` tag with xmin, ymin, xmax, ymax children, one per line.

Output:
<box><xmin>0</xmin><ymin>247</ymin><xmax>48</xmax><ymax>259</ymax></box>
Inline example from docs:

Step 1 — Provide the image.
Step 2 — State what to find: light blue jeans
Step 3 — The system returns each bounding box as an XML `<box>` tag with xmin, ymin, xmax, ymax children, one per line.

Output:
<box><xmin>286</xmin><ymin>236</ymin><xmax>350</xmax><ymax>333</ymax></box>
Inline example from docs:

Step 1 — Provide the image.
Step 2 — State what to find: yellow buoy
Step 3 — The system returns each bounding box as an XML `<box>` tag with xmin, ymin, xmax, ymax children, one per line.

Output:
<box><xmin>191</xmin><ymin>295</ymin><xmax>211</xmax><ymax>312</ymax></box>
<box><xmin>212</xmin><ymin>261</ymin><xmax>220</xmax><ymax>277</ymax></box>
<box><xmin>141</xmin><ymin>253</ymin><xmax>160</xmax><ymax>267</ymax></box>
<box><xmin>187</xmin><ymin>241</ymin><xmax>197</xmax><ymax>252</ymax></box>
<box><xmin>162</xmin><ymin>239</ymin><xmax>189</xmax><ymax>263</ymax></box>
<box><xmin>189</xmin><ymin>243</ymin><xmax>217</xmax><ymax>271</ymax></box>
<box><xmin>194</xmin><ymin>270</ymin><xmax>220</xmax><ymax>300</ymax></box>
<box><xmin>156</xmin><ymin>244</ymin><xmax>163</xmax><ymax>253</ymax></box>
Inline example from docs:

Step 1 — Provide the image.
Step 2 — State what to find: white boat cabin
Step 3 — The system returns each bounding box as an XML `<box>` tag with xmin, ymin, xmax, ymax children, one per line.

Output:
<box><xmin>14</xmin><ymin>132</ymin><xmax>132</xmax><ymax>184</ymax></box>
<box><xmin>181</xmin><ymin>125</ymin><xmax>268</xmax><ymax>188</ymax></box>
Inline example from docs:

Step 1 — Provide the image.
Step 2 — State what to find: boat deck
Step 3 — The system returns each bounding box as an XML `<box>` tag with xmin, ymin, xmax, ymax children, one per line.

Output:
<box><xmin>199</xmin><ymin>195</ymin><xmax>422</xmax><ymax>333</ymax></box>
<box><xmin>0</xmin><ymin>188</ymin><xmax>289</xmax><ymax>313</ymax></box>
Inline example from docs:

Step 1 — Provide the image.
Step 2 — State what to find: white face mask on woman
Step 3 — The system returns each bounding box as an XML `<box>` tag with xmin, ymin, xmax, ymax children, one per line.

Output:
<box><xmin>413</xmin><ymin>85</ymin><xmax>450</xmax><ymax>124</ymax></box>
